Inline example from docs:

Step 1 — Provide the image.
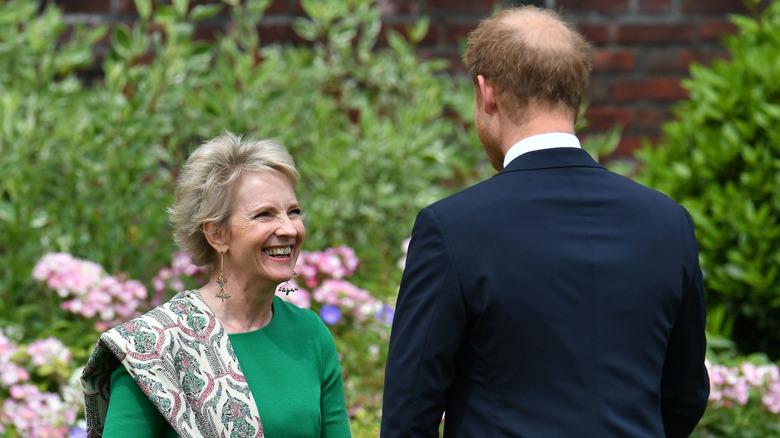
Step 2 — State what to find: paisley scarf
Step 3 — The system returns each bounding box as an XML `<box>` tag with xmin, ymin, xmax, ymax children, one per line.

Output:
<box><xmin>81</xmin><ymin>290</ymin><xmax>264</xmax><ymax>438</ymax></box>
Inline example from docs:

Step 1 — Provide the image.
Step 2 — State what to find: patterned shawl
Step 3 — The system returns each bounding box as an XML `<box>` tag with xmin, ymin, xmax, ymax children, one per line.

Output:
<box><xmin>81</xmin><ymin>290</ymin><xmax>264</xmax><ymax>438</ymax></box>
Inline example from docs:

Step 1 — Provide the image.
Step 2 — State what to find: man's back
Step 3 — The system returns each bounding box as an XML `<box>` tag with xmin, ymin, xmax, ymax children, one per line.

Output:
<box><xmin>382</xmin><ymin>148</ymin><xmax>709</xmax><ymax>437</ymax></box>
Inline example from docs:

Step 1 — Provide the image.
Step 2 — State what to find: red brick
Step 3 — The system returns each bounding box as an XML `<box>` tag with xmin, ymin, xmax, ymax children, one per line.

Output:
<box><xmin>426</xmin><ymin>0</ymin><xmax>497</xmax><ymax>13</ymax></box>
<box><xmin>678</xmin><ymin>48</ymin><xmax>730</xmax><ymax>69</ymax></box>
<box><xmin>639</xmin><ymin>0</ymin><xmax>672</xmax><ymax>13</ymax></box>
<box><xmin>613</xmin><ymin>77</ymin><xmax>689</xmax><ymax>102</ymax></box>
<box><xmin>591</xmin><ymin>49</ymin><xmax>635</xmax><ymax>73</ymax></box>
<box><xmin>442</xmin><ymin>23</ymin><xmax>476</xmax><ymax>44</ymax></box>
<box><xmin>616</xmin><ymin>24</ymin><xmax>696</xmax><ymax>44</ymax></box>
<box><xmin>193</xmin><ymin>23</ymin><xmax>224</xmax><ymax>42</ymax></box>
<box><xmin>557</xmin><ymin>0</ymin><xmax>630</xmax><ymax>13</ymax></box>
<box><xmin>118</xmin><ymin>0</ymin><xmax>136</xmax><ymax>15</ymax></box>
<box><xmin>637</xmin><ymin>48</ymin><xmax>688</xmax><ymax>74</ymax></box>
<box><xmin>584</xmin><ymin>79</ymin><xmax>613</xmax><ymax>104</ymax></box>
<box><xmin>58</xmin><ymin>0</ymin><xmax>110</xmax><ymax>14</ymax></box>
<box><xmin>614</xmin><ymin>135</ymin><xmax>652</xmax><ymax>157</ymax></box>
<box><xmin>379</xmin><ymin>0</ymin><xmax>420</xmax><ymax>15</ymax></box>
<box><xmin>583</xmin><ymin>105</ymin><xmax>632</xmax><ymax>130</ymax></box>
<box><xmin>699</xmin><ymin>20</ymin><xmax>738</xmax><ymax>42</ymax></box>
<box><xmin>578</xmin><ymin>24</ymin><xmax>611</xmax><ymax>45</ymax></box>
<box><xmin>257</xmin><ymin>23</ymin><xmax>299</xmax><ymax>44</ymax></box>
<box><xmin>266</xmin><ymin>0</ymin><xmax>288</xmax><ymax>14</ymax></box>
<box><xmin>630</xmin><ymin>107</ymin><xmax>673</xmax><ymax>130</ymax></box>
<box><xmin>682</xmin><ymin>0</ymin><xmax>749</xmax><ymax>14</ymax></box>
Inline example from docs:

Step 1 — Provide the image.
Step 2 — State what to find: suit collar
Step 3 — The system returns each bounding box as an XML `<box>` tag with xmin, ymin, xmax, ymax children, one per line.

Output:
<box><xmin>498</xmin><ymin>147</ymin><xmax>603</xmax><ymax>174</ymax></box>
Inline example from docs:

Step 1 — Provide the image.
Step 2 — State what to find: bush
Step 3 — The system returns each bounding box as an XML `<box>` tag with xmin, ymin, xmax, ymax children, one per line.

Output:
<box><xmin>0</xmin><ymin>0</ymin><xmax>486</xmax><ymax>349</ymax></box>
<box><xmin>634</xmin><ymin>0</ymin><xmax>780</xmax><ymax>357</ymax></box>
<box><xmin>1</xmin><ymin>0</ymin><xmax>485</xmax><ymax>435</ymax></box>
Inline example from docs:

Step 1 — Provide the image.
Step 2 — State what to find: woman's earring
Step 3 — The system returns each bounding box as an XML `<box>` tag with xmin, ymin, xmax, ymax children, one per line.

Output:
<box><xmin>216</xmin><ymin>251</ymin><xmax>231</xmax><ymax>302</ymax></box>
<box><xmin>279</xmin><ymin>271</ymin><xmax>298</xmax><ymax>295</ymax></box>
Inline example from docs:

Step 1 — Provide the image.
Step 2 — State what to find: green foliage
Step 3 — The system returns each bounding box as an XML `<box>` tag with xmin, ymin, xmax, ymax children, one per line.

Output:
<box><xmin>0</xmin><ymin>0</ymin><xmax>484</xmax><ymax>343</ymax></box>
<box><xmin>0</xmin><ymin>0</ymin><xmax>484</xmax><ymax>434</ymax></box>
<box><xmin>634</xmin><ymin>1</ymin><xmax>780</xmax><ymax>357</ymax></box>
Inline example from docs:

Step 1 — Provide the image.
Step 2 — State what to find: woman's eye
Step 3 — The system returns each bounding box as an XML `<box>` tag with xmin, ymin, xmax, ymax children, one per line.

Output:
<box><xmin>255</xmin><ymin>212</ymin><xmax>271</xmax><ymax>219</ymax></box>
<box><xmin>289</xmin><ymin>209</ymin><xmax>302</xmax><ymax>216</ymax></box>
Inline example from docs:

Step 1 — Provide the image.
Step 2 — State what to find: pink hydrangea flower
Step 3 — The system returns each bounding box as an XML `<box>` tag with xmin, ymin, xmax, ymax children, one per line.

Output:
<box><xmin>150</xmin><ymin>252</ymin><xmax>207</xmax><ymax>306</ymax></box>
<box><xmin>33</xmin><ymin>253</ymin><xmax>103</xmax><ymax>297</ymax></box>
<box><xmin>35</xmin><ymin>253</ymin><xmax>149</xmax><ymax>330</ymax></box>
<box><xmin>706</xmin><ymin>359</ymin><xmax>780</xmax><ymax>412</ymax></box>
<box><xmin>27</xmin><ymin>337</ymin><xmax>72</xmax><ymax>368</ymax></box>
<box><xmin>0</xmin><ymin>331</ymin><xmax>30</xmax><ymax>387</ymax></box>
<box><xmin>1</xmin><ymin>384</ymin><xmax>75</xmax><ymax>438</ymax></box>
<box><xmin>313</xmin><ymin>279</ymin><xmax>378</xmax><ymax>321</ymax></box>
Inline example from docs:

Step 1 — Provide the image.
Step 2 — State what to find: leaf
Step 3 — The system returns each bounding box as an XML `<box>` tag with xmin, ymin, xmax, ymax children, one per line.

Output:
<box><xmin>112</xmin><ymin>24</ymin><xmax>132</xmax><ymax>59</ymax></box>
<box><xmin>406</xmin><ymin>17</ymin><xmax>430</xmax><ymax>44</ymax></box>
<box><xmin>134</xmin><ymin>0</ymin><xmax>152</xmax><ymax>20</ymax></box>
<box><xmin>173</xmin><ymin>0</ymin><xmax>189</xmax><ymax>18</ymax></box>
<box><xmin>292</xmin><ymin>19</ymin><xmax>320</xmax><ymax>42</ymax></box>
<box><xmin>189</xmin><ymin>4</ymin><xmax>224</xmax><ymax>22</ymax></box>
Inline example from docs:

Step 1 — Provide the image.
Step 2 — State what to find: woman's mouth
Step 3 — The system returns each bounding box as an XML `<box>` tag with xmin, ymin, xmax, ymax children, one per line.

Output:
<box><xmin>263</xmin><ymin>246</ymin><xmax>292</xmax><ymax>258</ymax></box>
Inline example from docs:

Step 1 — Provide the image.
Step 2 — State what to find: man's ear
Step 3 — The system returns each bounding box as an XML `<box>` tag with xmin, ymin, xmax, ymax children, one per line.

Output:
<box><xmin>477</xmin><ymin>75</ymin><xmax>497</xmax><ymax>116</ymax></box>
<box><xmin>203</xmin><ymin>222</ymin><xmax>228</xmax><ymax>253</ymax></box>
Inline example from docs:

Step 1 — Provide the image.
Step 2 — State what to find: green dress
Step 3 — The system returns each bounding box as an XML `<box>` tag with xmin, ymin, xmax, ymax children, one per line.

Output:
<box><xmin>103</xmin><ymin>296</ymin><xmax>351</xmax><ymax>437</ymax></box>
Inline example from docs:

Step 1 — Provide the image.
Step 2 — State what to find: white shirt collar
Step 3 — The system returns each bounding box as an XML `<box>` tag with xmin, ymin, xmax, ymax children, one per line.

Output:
<box><xmin>503</xmin><ymin>132</ymin><xmax>582</xmax><ymax>168</ymax></box>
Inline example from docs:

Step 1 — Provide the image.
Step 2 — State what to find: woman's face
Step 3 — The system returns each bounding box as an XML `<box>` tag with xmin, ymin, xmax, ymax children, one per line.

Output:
<box><xmin>222</xmin><ymin>170</ymin><xmax>305</xmax><ymax>292</ymax></box>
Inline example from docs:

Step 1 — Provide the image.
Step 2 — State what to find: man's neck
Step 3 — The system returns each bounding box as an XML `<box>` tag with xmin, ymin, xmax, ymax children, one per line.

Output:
<box><xmin>500</xmin><ymin>113</ymin><xmax>576</xmax><ymax>155</ymax></box>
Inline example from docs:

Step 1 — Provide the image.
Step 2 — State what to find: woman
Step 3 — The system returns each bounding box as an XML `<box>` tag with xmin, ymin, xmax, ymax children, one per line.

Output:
<box><xmin>81</xmin><ymin>131</ymin><xmax>352</xmax><ymax>437</ymax></box>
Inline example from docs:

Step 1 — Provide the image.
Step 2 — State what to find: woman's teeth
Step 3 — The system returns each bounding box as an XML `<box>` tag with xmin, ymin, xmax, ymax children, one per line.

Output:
<box><xmin>263</xmin><ymin>247</ymin><xmax>291</xmax><ymax>258</ymax></box>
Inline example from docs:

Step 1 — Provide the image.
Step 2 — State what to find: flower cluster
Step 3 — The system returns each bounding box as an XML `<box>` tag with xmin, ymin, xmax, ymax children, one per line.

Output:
<box><xmin>707</xmin><ymin>359</ymin><xmax>780</xmax><ymax>413</ymax></box>
<box><xmin>313</xmin><ymin>279</ymin><xmax>379</xmax><ymax>323</ymax></box>
<box><xmin>2</xmin><ymin>385</ymin><xmax>75</xmax><ymax>437</ymax></box>
<box><xmin>27</xmin><ymin>337</ymin><xmax>72</xmax><ymax>369</ymax></box>
<box><xmin>151</xmin><ymin>251</ymin><xmax>208</xmax><ymax>307</ymax></box>
<box><xmin>0</xmin><ymin>330</ymin><xmax>83</xmax><ymax>438</ymax></box>
<box><xmin>296</xmin><ymin>245</ymin><xmax>360</xmax><ymax>288</ymax></box>
<box><xmin>33</xmin><ymin>253</ymin><xmax>147</xmax><ymax>331</ymax></box>
<box><xmin>0</xmin><ymin>331</ymin><xmax>29</xmax><ymax>387</ymax></box>
<box><xmin>275</xmin><ymin>245</ymin><xmax>392</xmax><ymax>326</ymax></box>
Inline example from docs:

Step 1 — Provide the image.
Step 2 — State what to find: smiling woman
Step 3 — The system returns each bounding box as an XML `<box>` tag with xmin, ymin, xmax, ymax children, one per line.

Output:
<box><xmin>80</xmin><ymin>131</ymin><xmax>352</xmax><ymax>438</ymax></box>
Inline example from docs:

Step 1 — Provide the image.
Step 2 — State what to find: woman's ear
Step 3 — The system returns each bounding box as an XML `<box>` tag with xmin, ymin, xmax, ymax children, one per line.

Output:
<box><xmin>203</xmin><ymin>222</ymin><xmax>228</xmax><ymax>253</ymax></box>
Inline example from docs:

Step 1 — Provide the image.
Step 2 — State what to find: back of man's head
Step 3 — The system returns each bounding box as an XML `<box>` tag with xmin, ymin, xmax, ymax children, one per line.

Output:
<box><xmin>463</xmin><ymin>6</ymin><xmax>592</xmax><ymax>121</ymax></box>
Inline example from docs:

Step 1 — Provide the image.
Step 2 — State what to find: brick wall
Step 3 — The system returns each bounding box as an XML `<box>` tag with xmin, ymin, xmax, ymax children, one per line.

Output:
<box><xmin>54</xmin><ymin>0</ymin><xmax>760</xmax><ymax>156</ymax></box>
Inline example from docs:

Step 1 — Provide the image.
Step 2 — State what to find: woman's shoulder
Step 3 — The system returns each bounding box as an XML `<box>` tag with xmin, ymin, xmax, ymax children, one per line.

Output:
<box><xmin>273</xmin><ymin>296</ymin><xmax>331</xmax><ymax>335</ymax></box>
<box><xmin>273</xmin><ymin>295</ymin><xmax>320</xmax><ymax>322</ymax></box>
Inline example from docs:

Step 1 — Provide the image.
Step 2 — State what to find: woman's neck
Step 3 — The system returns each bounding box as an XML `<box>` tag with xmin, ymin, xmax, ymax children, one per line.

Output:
<box><xmin>199</xmin><ymin>278</ymin><xmax>276</xmax><ymax>334</ymax></box>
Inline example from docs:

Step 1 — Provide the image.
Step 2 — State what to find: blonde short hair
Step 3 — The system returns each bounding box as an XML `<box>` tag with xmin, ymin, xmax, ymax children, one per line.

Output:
<box><xmin>463</xmin><ymin>6</ymin><xmax>592</xmax><ymax>119</ymax></box>
<box><xmin>170</xmin><ymin>131</ymin><xmax>299</xmax><ymax>266</ymax></box>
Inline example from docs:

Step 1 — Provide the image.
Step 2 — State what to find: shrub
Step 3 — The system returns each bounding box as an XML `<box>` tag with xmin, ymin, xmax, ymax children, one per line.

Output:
<box><xmin>634</xmin><ymin>0</ymin><xmax>780</xmax><ymax>357</ymax></box>
<box><xmin>0</xmin><ymin>0</ymin><xmax>485</xmax><ymax>353</ymax></box>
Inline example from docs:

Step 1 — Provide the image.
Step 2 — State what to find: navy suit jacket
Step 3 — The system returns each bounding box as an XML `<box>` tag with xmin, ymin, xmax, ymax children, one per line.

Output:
<box><xmin>381</xmin><ymin>147</ymin><xmax>709</xmax><ymax>437</ymax></box>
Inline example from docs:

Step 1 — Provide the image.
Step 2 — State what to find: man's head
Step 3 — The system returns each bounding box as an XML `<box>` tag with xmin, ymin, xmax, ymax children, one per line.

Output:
<box><xmin>463</xmin><ymin>6</ymin><xmax>592</xmax><ymax>124</ymax></box>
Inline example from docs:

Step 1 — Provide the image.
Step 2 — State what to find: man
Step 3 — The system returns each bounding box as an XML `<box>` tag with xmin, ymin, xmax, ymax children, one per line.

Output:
<box><xmin>381</xmin><ymin>6</ymin><xmax>709</xmax><ymax>438</ymax></box>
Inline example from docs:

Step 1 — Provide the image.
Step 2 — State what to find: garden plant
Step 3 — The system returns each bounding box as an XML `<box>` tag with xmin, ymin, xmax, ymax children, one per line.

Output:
<box><xmin>0</xmin><ymin>0</ymin><xmax>485</xmax><ymax>435</ymax></box>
